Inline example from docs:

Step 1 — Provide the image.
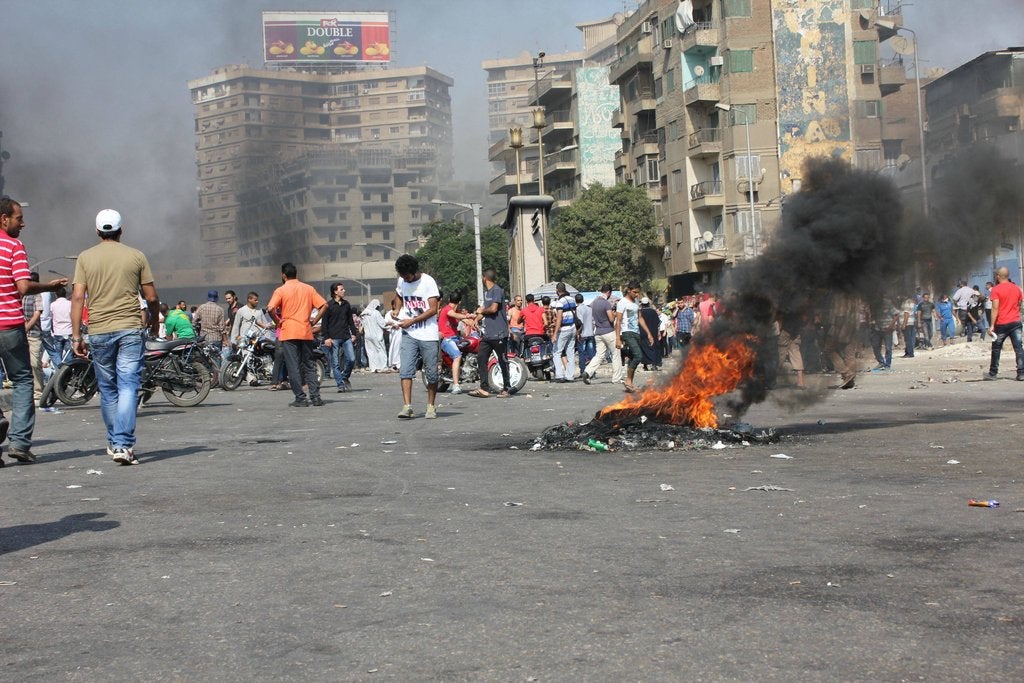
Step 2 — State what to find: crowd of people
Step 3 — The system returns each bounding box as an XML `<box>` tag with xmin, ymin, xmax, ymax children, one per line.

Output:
<box><xmin>2</xmin><ymin>199</ymin><xmax>1022</xmax><ymax>467</ymax></box>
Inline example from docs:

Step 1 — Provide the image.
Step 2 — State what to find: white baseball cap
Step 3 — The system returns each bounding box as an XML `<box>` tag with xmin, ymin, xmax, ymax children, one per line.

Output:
<box><xmin>640</xmin><ymin>296</ymin><xmax>651</xmax><ymax>304</ymax></box>
<box><xmin>95</xmin><ymin>209</ymin><xmax>123</xmax><ymax>233</ymax></box>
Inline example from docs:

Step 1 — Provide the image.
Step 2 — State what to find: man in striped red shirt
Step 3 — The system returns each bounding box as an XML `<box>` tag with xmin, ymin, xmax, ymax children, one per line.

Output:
<box><xmin>0</xmin><ymin>198</ymin><xmax>68</xmax><ymax>466</ymax></box>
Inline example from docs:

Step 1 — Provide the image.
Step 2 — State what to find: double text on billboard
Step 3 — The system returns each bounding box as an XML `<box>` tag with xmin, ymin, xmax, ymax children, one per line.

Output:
<box><xmin>263</xmin><ymin>11</ymin><xmax>390</xmax><ymax>64</ymax></box>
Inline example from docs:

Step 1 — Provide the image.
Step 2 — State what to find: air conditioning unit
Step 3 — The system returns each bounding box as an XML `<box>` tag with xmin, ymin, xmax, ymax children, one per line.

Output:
<box><xmin>641</xmin><ymin>21</ymin><xmax>653</xmax><ymax>34</ymax></box>
<box><xmin>709</xmin><ymin>56</ymin><xmax>725</xmax><ymax>67</ymax></box>
<box><xmin>663</xmin><ymin>39</ymin><xmax>673</xmax><ymax>49</ymax></box>
<box><xmin>860</xmin><ymin>64</ymin><xmax>876</xmax><ymax>74</ymax></box>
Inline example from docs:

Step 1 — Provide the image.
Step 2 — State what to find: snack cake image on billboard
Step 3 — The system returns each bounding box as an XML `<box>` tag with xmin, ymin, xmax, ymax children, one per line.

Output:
<box><xmin>263</xmin><ymin>11</ymin><xmax>390</xmax><ymax>63</ymax></box>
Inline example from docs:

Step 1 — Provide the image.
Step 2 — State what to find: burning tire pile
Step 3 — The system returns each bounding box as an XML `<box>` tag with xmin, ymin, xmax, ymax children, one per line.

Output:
<box><xmin>533</xmin><ymin>414</ymin><xmax>778</xmax><ymax>452</ymax></box>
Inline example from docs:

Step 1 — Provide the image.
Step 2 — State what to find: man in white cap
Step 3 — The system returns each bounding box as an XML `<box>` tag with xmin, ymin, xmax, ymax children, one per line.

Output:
<box><xmin>70</xmin><ymin>209</ymin><xmax>160</xmax><ymax>465</ymax></box>
<box><xmin>0</xmin><ymin>197</ymin><xmax>67</xmax><ymax>466</ymax></box>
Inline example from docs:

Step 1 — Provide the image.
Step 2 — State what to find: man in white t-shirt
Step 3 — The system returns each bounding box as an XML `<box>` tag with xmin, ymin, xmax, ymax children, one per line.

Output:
<box><xmin>394</xmin><ymin>254</ymin><xmax>440</xmax><ymax>419</ymax></box>
<box><xmin>615</xmin><ymin>281</ymin><xmax>654</xmax><ymax>393</ymax></box>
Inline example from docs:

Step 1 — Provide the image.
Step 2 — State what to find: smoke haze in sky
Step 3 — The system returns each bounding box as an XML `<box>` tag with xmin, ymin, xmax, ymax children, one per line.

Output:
<box><xmin>0</xmin><ymin>0</ymin><xmax>1018</xmax><ymax>268</ymax></box>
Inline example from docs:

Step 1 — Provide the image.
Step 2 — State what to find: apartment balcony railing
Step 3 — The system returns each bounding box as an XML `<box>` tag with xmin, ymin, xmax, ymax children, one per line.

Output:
<box><xmin>688</xmin><ymin>127</ymin><xmax>722</xmax><ymax>157</ymax></box>
<box><xmin>690</xmin><ymin>180</ymin><xmax>723</xmax><ymax>200</ymax></box>
<box><xmin>609</xmin><ymin>45</ymin><xmax>654</xmax><ymax>85</ymax></box>
<box><xmin>692</xmin><ymin>234</ymin><xmax>727</xmax><ymax>254</ymax></box>
<box><xmin>683</xmin><ymin>73</ymin><xmax>721</xmax><ymax>106</ymax></box>
<box><xmin>681</xmin><ymin>21</ymin><xmax>719</xmax><ymax>53</ymax></box>
<box><xmin>529</xmin><ymin>72</ymin><xmax>573</xmax><ymax>106</ymax></box>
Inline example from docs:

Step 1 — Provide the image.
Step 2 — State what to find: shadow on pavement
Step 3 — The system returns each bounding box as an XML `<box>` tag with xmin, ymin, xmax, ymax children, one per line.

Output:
<box><xmin>0</xmin><ymin>512</ymin><xmax>120</xmax><ymax>555</ymax></box>
<box><xmin>785</xmin><ymin>411</ymin><xmax>992</xmax><ymax>436</ymax></box>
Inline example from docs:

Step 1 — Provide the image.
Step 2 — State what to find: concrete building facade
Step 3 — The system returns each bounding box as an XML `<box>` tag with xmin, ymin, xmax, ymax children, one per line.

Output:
<box><xmin>610</xmin><ymin>0</ymin><xmax>909</xmax><ymax>295</ymax></box>
<box><xmin>188</xmin><ymin>64</ymin><xmax>454</xmax><ymax>272</ymax></box>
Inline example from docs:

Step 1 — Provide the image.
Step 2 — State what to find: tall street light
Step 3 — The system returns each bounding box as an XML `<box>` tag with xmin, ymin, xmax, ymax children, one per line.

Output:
<box><xmin>30</xmin><ymin>255</ymin><xmax>77</xmax><ymax>271</ymax></box>
<box><xmin>354</xmin><ymin>241</ymin><xmax>408</xmax><ymax>258</ymax></box>
<box><xmin>532</xmin><ymin>51</ymin><xmax>546</xmax><ymax>196</ymax></box>
<box><xmin>509</xmin><ymin>126</ymin><xmax>524</xmax><ymax>194</ymax></box>
<box><xmin>876</xmin><ymin>19</ymin><xmax>928</xmax><ymax>217</ymax></box>
<box><xmin>716</xmin><ymin>103</ymin><xmax>758</xmax><ymax>257</ymax></box>
<box><xmin>432</xmin><ymin>199</ymin><xmax>483</xmax><ymax>304</ymax></box>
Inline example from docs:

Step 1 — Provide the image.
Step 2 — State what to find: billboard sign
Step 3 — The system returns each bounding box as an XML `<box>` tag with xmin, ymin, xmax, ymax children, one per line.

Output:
<box><xmin>262</xmin><ymin>11</ymin><xmax>390</xmax><ymax>64</ymax></box>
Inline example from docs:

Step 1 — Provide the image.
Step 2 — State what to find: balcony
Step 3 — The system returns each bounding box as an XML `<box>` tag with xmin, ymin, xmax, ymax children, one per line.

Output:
<box><xmin>879</xmin><ymin>64</ymin><xmax>906</xmax><ymax>95</ymax></box>
<box><xmin>633</xmin><ymin>132</ymin><xmax>659</xmax><ymax>156</ymax></box>
<box><xmin>689</xmin><ymin>180</ymin><xmax>724</xmax><ymax>209</ymax></box>
<box><xmin>551</xmin><ymin>185</ymin><xmax>575</xmax><ymax>210</ymax></box>
<box><xmin>681</xmin><ymin>21</ymin><xmax>719</xmax><ymax>53</ymax></box>
<box><xmin>609</xmin><ymin>45</ymin><xmax>654</xmax><ymax>85</ymax></box>
<box><xmin>688</xmin><ymin>127</ymin><xmax>722</xmax><ymax>157</ymax></box>
<box><xmin>692</xmin><ymin>233</ymin><xmax>727</xmax><ymax>254</ymax></box>
<box><xmin>683</xmin><ymin>73</ymin><xmax>721</xmax><ymax>106</ymax></box>
<box><xmin>544</xmin><ymin>148</ymin><xmax>577</xmax><ymax>178</ymax></box>
<box><xmin>614</xmin><ymin>149</ymin><xmax>628</xmax><ymax>173</ymax></box>
<box><xmin>612</xmin><ymin>109</ymin><xmax>625</xmax><ymax>129</ymax></box>
<box><xmin>529</xmin><ymin>73</ymin><xmax>573</xmax><ymax>107</ymax></box>
<box><xmin>489</xmin><ymin>160</ymin><xmax>538</xmax><ymax>195</ymax></box>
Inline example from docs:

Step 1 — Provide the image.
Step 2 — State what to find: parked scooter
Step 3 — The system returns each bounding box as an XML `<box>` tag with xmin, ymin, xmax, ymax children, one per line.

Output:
<box><xmin>521</xmin><ymin>334</ymin><xmax>554</xmax><ymax>381</ymax></box>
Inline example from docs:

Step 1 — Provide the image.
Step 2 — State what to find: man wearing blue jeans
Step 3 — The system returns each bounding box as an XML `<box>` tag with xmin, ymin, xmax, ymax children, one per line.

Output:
<box><xmin>0</xmin><ymin>198</ymin><xmax>68</xmax><ymax>466</ymax></box>
<box><xmin>71</xmin><ymin>209</ymin><xmax>160</xmax><ymax>466</ymax></box>
<box><xmin>321</xmin><ymin>283</ymin><xmax>356</xmax><ymax>392</ymax></box>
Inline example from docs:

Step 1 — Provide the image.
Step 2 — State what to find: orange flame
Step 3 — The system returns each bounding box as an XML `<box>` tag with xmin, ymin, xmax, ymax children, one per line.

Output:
<box><xmin>598</xmin><ymin>338</ymin><xmax>756</xmax><ymax>428</ymax></box>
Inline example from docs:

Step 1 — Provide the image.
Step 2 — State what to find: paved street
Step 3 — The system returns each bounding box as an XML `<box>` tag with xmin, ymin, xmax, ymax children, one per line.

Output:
<box><xmin>2</xmin><ymin>342</ymin><xmax>1022</xmax><ymax>681</ymax></box>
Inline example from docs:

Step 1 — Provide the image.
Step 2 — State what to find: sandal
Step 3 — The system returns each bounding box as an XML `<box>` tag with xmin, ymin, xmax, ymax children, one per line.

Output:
<box><xmin>467</xmin><ymin>389</ymin><xmax>491</xmax><ymax>398</ymax></box>
<box><xmin>623</xmin><ymin>384</ymin><xmax>636</xmax><ymax>393</ymax></box>
<box><xmin>497</xmin><ymin>390</ymin><xmax>511</xmax><ymax>398</ymax></box>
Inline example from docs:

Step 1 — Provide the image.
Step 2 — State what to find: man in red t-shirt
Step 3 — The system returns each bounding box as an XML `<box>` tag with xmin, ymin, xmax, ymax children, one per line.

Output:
<box><xmin>983</xmin><ymin>266</ymin><xmax>1024</xmax><ymax>381</ymax></box>
<box><xmin>521</xmin><ymin>294</ymin><xmax>546</xmax><ymax>338</ymax></box>
<box><xmin>437</xmin><ymin>291</ymin><xmax>473</xmax><ymax>394</ymax></box>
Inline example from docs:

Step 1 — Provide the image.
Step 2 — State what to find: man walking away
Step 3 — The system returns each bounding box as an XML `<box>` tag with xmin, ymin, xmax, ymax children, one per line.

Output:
<box><xmin>582</xmin><ymin>284</ymin><xmax>622</xmax><ymax>384</ymax></box>
<box><xmin>70</xmin><ymin>209</ymin><xmax>158</xmax><ymax>465</ymax></box>
<box><xmin>952</xmin><ymin>279</ymin><xmax>976</xmax><ymax>341</ymax></box>
<box><xmin>193</xmin><ymin>290</ymin><xmax>227</xmax><ymax>368</ymax></box>
<box><xmin>469</xmin><ymin>268</ymin><xmax>510</xmax><ymax>398</ymax></box>
<box><xmin>394</xmin><ymin>255</ymin><xmax>440</xmax><ymax>418</ymax></box>
<box><xmin>552</xmin><ymin>282</ymin><xmax>577</xmax><ymax>382</ymax></box>
<box><xmin>983</xmin><ymin>267</ymin><xmax>1024</xmax><ymax>381</ymax></box>
<box><xmin>267</xmin><ymin>263</ymin><xmax>328</xmax><ymax>407</ymax></box>
<box><xmin>575</xmin><ymin>293</ymin><xmax>595</xmax><ymax>371</ymax></box>
<box><xmin>321</xmin><ymin>283</ymin><xmax>356</xmax><ymax>392</ymax></box>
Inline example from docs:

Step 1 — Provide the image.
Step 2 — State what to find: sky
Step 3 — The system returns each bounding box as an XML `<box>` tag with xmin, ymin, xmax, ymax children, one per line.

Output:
<box><xmin>0</xmin><ymin>0</ymin><xmax>1020</xmax><ymax>269</ymax></box>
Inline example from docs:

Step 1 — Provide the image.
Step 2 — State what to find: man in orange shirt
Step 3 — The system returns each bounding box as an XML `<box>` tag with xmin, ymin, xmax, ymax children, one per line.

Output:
<box><xmin>268</xmin><ymin>262</ymin><xmax>328</xmax><ymax>407</ymax></box>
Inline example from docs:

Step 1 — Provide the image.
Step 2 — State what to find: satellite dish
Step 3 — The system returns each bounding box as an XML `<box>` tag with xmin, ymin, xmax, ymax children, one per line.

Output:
<box><xmin>702</xmin><ymin>230</ymin><xmax>715</xmax><ymax>243</ymax></box>
<box><xmin>693</xmin><ymin>65</ymin><xmax>706</xmax><ymax>77</ymax></box>
<box><xmin>890</xmin><ymin>35</ymin><xmax>915</xmax><ymax>56</ymax></box>
<box><xmin>896</xmin><ymin>153</ymin><xmax>911</xmax><ymax>169</ymax></box>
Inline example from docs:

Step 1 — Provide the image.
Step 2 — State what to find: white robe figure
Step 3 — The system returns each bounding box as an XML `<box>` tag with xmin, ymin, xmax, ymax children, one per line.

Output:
<box><xmin>384</xmin><ymin>307</ymin><xmax>402</xmax><ymax>369</ymax></box>
<box><xmin>361</xmin><ymin>299</ymin><xmax>389</xmax><ymax>372</ymax></box>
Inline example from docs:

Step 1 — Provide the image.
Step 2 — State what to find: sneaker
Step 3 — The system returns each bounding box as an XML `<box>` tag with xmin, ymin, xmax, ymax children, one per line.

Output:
<box><xmin>397</xmin><ymin>404</ymin><xmax>414</xmax><ymax>419</ymax></box>
<box><xmin>111</xmin><ymin>447</ymin><xmax>137</xmax><ymax>465</ymax></box>
<box><xmin>289</xmin><ymin>399</ymin><xmax>310</xmax><ymax>407</ymax></box>
<box><xmin>7</xmin><ymin>447</ymin><xmax>36</xmax><ymax>463</ymax></box>
<box><xmin>449</xmin><ymin>385</ymin><xmax>462</xmax><ymax>395</ymax></box>
<box><xmin>840</xmin><ymin>377</ymin><xmax>856</xmax><ymax>390</ymax></box>
<box><xmin>106</xmin><ymin>444</ymin><xmax>116</xmax><ymax>457</ymax></box>
<box><xmin>310</xmin><ymin>397</ymin><xmax>324</xmax><ymax>407</ymax></box>
<box><xmin>582</xmin><ymin>371</ymin><xmax>591</xmax><ymax>385</ymax></box>
<box><xmin>425</xmin><ymin>404</ymin><xmax>437</xmax><ymax>419</ymax></box>
<box><xmin>0</xmin><ymin>416</ymin><xmax>8</xmax><ymax>444</ymax></box>
<box><xmin>336</xmin><ymin>385</ymin><xmax>347</xmax><ymax>393</ymax></box>
<box><xmin>342</xmin><ymin>380</ymin><xmax>352</xmax><ymax>391</ymax></box>
<box><xmin>983</xmin><ymin>372</ymin><xmax>997</xmax><ymax>381</ymax></box>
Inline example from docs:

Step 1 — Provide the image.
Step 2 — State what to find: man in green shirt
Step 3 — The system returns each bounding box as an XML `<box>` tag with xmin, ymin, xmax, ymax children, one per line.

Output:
<box><xmin>162</xmin><ymin>303</ymin><xmax>195</xmax><ymax>339</ymax></box>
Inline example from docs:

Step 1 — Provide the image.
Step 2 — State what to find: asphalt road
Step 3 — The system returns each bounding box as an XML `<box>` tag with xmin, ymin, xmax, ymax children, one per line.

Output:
<box><xmin>2</xmin><ymin>342</ymin><xmax>1022</xmax><ymax>681</ymax></box>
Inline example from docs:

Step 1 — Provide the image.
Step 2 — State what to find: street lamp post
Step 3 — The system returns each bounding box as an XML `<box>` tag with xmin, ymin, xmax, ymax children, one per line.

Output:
<box><xmin>716</xmin><ymin>103</ymin><xmax>758</xmax><ymax>257</ymax></box>
<box><xmin>876</xmin><ymin>20</ymin><xmax>928</xmax><ymax>217</ymax></box>
<box><xmin>432</xmin><ymin>199</ymin><xmax>483</xmax><ymax>304</ymax></box>
<box><xmin>509</xmin><ymin>127</ymin><xmax>524</xmax><ymax>194</ymax></box>
<box><xmin>532</xmin><ymin>51</ymin><xmax>546</xmax><ymax>197</ymax></box>
<box><xmin>30</xmin><ymin>255</ymin><xmax>77</xmax><ymax>272</ymax></box>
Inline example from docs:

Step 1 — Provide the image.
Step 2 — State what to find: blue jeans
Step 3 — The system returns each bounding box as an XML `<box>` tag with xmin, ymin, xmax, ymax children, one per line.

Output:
<box><xmin>89</xmin><ymin>329</ymin><xmax>145</xmax><ymax>450</ymax></box>
<box><xmin>554</xmin><ymin>326</ymin><xmax>576</xmax><ymax>380</ymax></box>
<box><xmin>902</xmin><ymin>325</ymin><xmax>917</xmax><ymax>357</ymax></box>
<box><xmin>578</xmin><ymin>336</ymin><xmax>596</xmax><ymax>369</ymax></box>
<box><xmin>329</xmin><ymin>338</ymin><xmax>356</xmax><ymax>387</ymax></box>
<box><xmin>399</xmin><ymin>333</ymin><xmax>438</xmax><ymax>384</ymax></box>
<box><xmin>0</xmin><ymin>326</ymin><xmax>35</xmax><ymax>450</ymax></box>
<box><xmin>52</xmin><ymin>335</ymin><xmax>72</xmax><ymax>367</ymax></box>
<box><xmin>870</xmin><ymin>328</ymin><xmax>893</xmax><ymax>368</ymax></box>
<box><xmin>989</xmin><ymin>321</ymin><xmax>1024</xmax><ymax>377</ymax></box>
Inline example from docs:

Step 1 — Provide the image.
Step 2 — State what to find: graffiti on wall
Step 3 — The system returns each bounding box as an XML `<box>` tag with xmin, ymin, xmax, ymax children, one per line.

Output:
<box><xmin>576</xmin><ymin>66</ymin><xmax>621</xmax><ymax>188</ymax></box>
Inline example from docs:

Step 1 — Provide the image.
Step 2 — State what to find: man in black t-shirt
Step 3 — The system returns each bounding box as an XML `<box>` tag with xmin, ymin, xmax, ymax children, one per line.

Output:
<box><xmin>469</xmin><ymin>268</ymin><xmax>510</xmax><ymax>398</ymax></box>
<box><xmin>916</xmin><ymin>293</ymin><xmax>936</xmax><ymax>350</ymax></box>
<box><xmin>321</xmin><ymin>283</ymin><xmax>356</xmax><ymax>391</ymax></box>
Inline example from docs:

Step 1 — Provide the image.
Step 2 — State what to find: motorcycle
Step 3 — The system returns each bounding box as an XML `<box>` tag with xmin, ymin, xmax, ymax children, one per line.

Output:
<box><xmin>40</xmin><ymin>347</ymin><xmax>97</xmax><ymax>408</ymax></box>
<box><xmin>422</xmin><ymin>334</ymin><xmax>528</xmax><ymax>394</ymax></box>
<box><xmin>138</xmin><ymin>337</ymin><xmax>212</xmax><ymax>407</ymax></box>
<box><xmin>221</xmin><ymin>321</ymin><xmax>326</xmax><ymax>390</ymax></box>
<box><xmin>521</xmin><ymin>334</ymin><xmax>554</xmax><ymax>381</ymax></box>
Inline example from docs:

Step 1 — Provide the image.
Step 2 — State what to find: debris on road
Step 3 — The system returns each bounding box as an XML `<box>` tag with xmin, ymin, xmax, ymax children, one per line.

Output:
<box><xmin>769</xmin><ymin>453</ymin><xmax>793</xmax><ymax>460</ymax></box>
<box><xmin>380</xmin><ymin>439</ymin><xmax>397</xmax><ymax>444</ymax></box>
<box><xmin>66</xmin><ymin>485</ymin><xmax>82</xmax><ymax>489</ymax></box>
<box><xmin>86</xmin><ymin>469</ymin><xmax>103</xmax><ymax>475</ymax></box>
<box><xmin>745</xmin><ymin>484</ymin><xmax>793</xmax><ymax>492</ymax></box>
<box><xmin>968</xmin><ymin>499</ymin><xmax>1000</xmax><ymax>508</ymax></box>
<box><xmin>723</xmin><ymin>528</ymin><xmax>740</xmax><ymax>534</ymax></box>
<box><xmin>659</xmin><ymin>483</ymin><xmax>675</xmax><ymax>492</ymax></box>
<box><xmin>379</xmin><ymin>591</ymin><xmax>393</xmax><ymax>597</ymax></box>
<box><xmin>946</xmin><ymin>459</ymin><xmax>960</xmax><ymax>465</ymax></box>
<box><xmin>503</xmin><ymin>501</ymin><xmax>523</xmax><ymax>507</ymax></box>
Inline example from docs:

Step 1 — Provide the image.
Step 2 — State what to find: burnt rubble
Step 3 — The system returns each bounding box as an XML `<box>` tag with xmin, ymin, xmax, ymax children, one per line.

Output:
<box><xmin>532</xmin><ymin>413</ymin><xmax>779</xmax><ymax>452</ymax></box>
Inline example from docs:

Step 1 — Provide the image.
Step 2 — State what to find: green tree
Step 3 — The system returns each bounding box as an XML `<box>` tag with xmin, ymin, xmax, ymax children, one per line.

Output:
<box><xmin>415</xmin><ymin>220</ymin><xmax>509</xmax><ymax>307</ymax></box>
<box><xmin>549</xmin><ymin>183</ymin><xmax>658</xmax><ymax>290</ymax></box>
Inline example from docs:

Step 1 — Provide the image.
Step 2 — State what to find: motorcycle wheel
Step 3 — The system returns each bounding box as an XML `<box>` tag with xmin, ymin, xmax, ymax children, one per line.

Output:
<box><xmin>221</xmin><ymin>360</ymin><xmax>245</xmax><ymax>391</ymax></box>
<box><xmin>39</xmin><ymin>374</ymin><xmax>59</xmax><ymax>408</ymax></box>
<box><xmin>421</xmin><ymin>363</ymin><xmax>450</xmax><ymax>393</ymax></box>
<box><xmin>55</xmin><ymin>362</ymin><xmax>98</xmax><ymax>406</ymax></box>
<box><xmin>488</xmin><ymin>357</ymin><xmax>528</xmax><ymax>395</ymax></box>
<box><xmin>162</xmin><ymin>360</ymin><xmax>211</xmax><ymax>407</ymax></box>
<box><xmin>314</xmin><ymin>359</ymin><xmax>326</xmax><ymax>385</ymax></box>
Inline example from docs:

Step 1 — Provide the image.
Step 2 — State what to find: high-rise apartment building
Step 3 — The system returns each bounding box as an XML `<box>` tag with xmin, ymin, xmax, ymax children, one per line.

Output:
<box><xmin>188</xmin><ymin>63</ymin><xmax>453</xmax><ymax>269</ymax></box>
<box><xmin>610</xmin><ymin>0</ymin><xmax>909</xmax><ymax>294</ymax></box>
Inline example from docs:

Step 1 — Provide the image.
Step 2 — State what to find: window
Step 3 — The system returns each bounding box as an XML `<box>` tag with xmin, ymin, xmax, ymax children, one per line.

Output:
<box><xmin>735</xmin><ymin>210</ymin><xmax>762</xmax><ymax>234</ymax></box>
<box><xmin>856</xmin><ymin>100</ymin><xmax>881</xmax><ymax>118</ymax></box>
<box><xmin>728</xmin><ymin>49</ymin><xmax>754</xmax><ymax>73</ymax></box>
<box><xmin>668</xmin><ymin>120</ymin><xmax>679</xmax><ymax>141</ymax></box>
<box><xmin>665</xmin><ymin>69</ymin><xmax>675</xmax><ymax>93</ymax></box>
<box><xmin>362</xmin><ymin>191</ymin><xmax>372</xmax><ymax>201</ymax></box>
<box><xmin>389</xmin><ymin>126</ymin><xmax>401</xmax><ymax>134</ymax></box>
<box><xmin>723</xmin><ymin>0</ymin><xmax>751</xmax><ymax>18</ymax></box>
<box><xmin>646</xmin><ymin>157</ymin><xmax>660</xmax><ymax>184</ymax></box>
<box><xmin>729</xmin><ymin>104</ymin><xmax>757</xmax><ymax>126</ymax></box>
<box><xmin>672</xmin><ymin>169</ymin><xmax>683</xmax><ymax>193</ymax></box>
<box><xmin>487</xmin><ymin>82</ymin><xmax>507</xmax><ymax>96</ymax></box>
<box><xmin>851</xmin><ymin>0</ymin><xmax>874</xmax><ymax>8</ymax></box>
<box><xmin>856</xmin><ymin>149</ymin><xmax>882</xmax><ymax>171</ymax></box>
<box><xmin>853</xmin><ymin>40</ymin><xmax>877</xmax><ymax>66</ymax></box>
<box><xmin>655</xmin><ymin>77</ymin><xmax>664</xmax><ymax>100</ymax></box>
<box><xmin>734</xmin><ymin>155</ymin><xmax>760</xmax><ymax>179</ymax></box>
